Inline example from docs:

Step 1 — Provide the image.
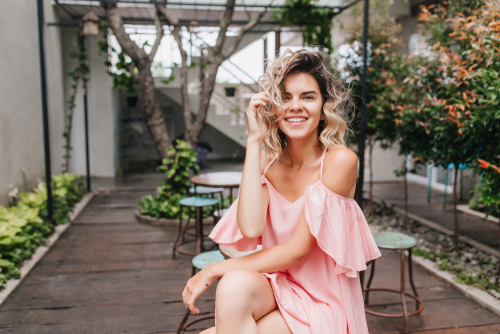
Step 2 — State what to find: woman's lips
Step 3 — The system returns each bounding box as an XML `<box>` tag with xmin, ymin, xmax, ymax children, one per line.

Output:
<box><xmin>285</xmin><ymin>117</ymin><xmax>308</xmax><ymax>125</ymax></box>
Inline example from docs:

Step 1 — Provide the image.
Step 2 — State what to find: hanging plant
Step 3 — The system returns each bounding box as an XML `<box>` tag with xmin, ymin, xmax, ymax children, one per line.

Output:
<box><xmin>274</xmin><ymin>0</ymin><xmax>337</xmax><ymax>54</ymax></box>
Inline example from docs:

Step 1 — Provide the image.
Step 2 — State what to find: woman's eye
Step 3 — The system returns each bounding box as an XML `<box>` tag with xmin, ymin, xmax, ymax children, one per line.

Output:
<box><xmin>304</xmin><ymin>95</ymin><xmax>314</xmax><ymax>100</ymax></box>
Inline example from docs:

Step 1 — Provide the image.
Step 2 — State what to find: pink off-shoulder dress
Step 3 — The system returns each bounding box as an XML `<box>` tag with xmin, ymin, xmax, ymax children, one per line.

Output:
<box><xmin>208</xmin><ymin>147</ymin><xmax>381</xmax><ymax>334</ymax></box>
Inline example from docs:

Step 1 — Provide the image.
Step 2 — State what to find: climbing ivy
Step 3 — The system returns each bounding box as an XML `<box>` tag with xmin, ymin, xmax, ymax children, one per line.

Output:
<box><xmin>63</xmin><ymin>31</ymin><xmax>89</xmax><ymax>173</ymax></box>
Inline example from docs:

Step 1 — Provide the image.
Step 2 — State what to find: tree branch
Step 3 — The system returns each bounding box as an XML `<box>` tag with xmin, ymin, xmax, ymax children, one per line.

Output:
<box><xmin>149</xmin><ymin>8</ymin><xmax>164</xmax><ymax>62</ymax></box>
<box><xmin>156</xmin><ymin>4</ymin><xmax>192</xmax><ymax>134</ymax></box>
<box><xmin>126</xmin><ymin>62</ymin><xmax>139</xmax><ymax>82</ymax></box>
<box><xmin>155</xmin><ymin>4</ymin><xmax>179</xmax><ymax>26</ymax></box>
<box><xmin>222</xmin><ymin>8</ymin><xmax>267</xmax><ymax>60</ymax></box>
<box><xmin>213</xmin><ymin>0</ymin><xmax>236</xmax><ymax>59</ymax></box>
<box><xmin>101</xmin><ymin>3</ymin><xmax>146</xmax><ymax>64</ymax></box>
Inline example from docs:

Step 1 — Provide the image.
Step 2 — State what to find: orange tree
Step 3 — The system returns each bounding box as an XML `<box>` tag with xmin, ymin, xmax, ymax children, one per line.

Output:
<box><xmin>388</xmin><ymin>55</ymin><xmax>432</xmax><ymax>231</ymax></box>
<box><xmin>449</xmin><ymin>0</ymin><xmax>500</xmax><ymax>269</ymax></box>
<box><xmin>395</xmin><ymin>0</ymin><xmax>500</xmax><ymax>252</ymax></box>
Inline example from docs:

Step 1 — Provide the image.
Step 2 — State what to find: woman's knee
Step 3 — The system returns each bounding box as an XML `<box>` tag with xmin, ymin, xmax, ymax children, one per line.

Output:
<box><xmin>199</xmin><ymin>326</ymin><xmax>216</xmax><ymax>334</ymax></box>
<box><xmin>216</xmin><ymin>269</ymin><xmax>259</xmax><ymax>305</ymax></box>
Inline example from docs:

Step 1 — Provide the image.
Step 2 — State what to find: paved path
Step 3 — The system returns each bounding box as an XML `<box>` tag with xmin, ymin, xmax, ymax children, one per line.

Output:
<box><xmin>366</xmin><ymin>181</ymin><xmax>499</xmax><ymax>251</ymax></box>
<box><xmin>0</xmin><ymin>191</ymin><xmax>499</xmax><ymax>333</ymax></box>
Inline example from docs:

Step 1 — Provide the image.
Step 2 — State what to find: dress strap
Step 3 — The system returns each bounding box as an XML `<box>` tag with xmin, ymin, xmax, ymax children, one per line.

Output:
<box><xmin>319</xmin><ymin>146</ymin><xmax>328</xmax><ymax>180</ymax></box>
<box><xmin>263</xmin><ymin>155</ymin><xmax>278</xmax><ymax>177</ymax></box>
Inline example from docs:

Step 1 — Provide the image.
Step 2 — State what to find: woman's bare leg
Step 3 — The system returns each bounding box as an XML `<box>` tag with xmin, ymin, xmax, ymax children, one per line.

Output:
<box><xmin>213</xmin><ymin>269</ymin><xmax>279</xmax><ymax>334</ymax></box>
<box><xmin>200</xmin><ymin>309</ymin><xmax>291</xmax><ymax>334</ymax></box>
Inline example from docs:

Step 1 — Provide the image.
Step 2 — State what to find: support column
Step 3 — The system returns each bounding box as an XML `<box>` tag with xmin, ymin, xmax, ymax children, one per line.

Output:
<box><xmin>37</xmin><ymin>0</ymin><xmax>53</xmax><ymax>221</ymax></box>
<box><xmin>263</xmin><ymin>37</ymin><xmax>268</xmax><ymax>72</ymax></box>
<box><xmin>275</xmin><ymin>31</ymin><xmax>281</xmax><ymax>58</ymax></box>
<box><xmin>356</xmin><ymin>0</ymin><xmax>370</xmax><ymax>209</ymax></box>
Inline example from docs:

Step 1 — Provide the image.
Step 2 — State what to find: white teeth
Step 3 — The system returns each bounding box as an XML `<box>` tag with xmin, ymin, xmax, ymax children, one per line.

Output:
<box><xmin>286</xmin><ymin>118</ymin><xmax>307</xmax><ymax>122</ymax></box>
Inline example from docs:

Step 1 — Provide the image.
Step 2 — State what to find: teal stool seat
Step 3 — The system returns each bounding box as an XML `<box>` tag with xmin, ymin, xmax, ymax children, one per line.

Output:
<box><xmin>180</xmin><ymin>197</ymin><xmax>219</xmax><ymax>207</ymax></box>
<box><xmin>364</xmin><ymin>231</ymin><xmax>424</xmax><ymax>334</ymax></box>
<box><xmin>178</xmin><ymin>250</ymin><xmax>226</xmax><ymax>334</ymax></box>
<box><xmin>173</xmin><ymin>197</ymin><xmax>220</xmax><ymax>259</ymax></box>
<box><xmin>373</xmin><ymin>231</ymin><xmax>417</xmax><ymax>250</ymax></box>
<box><xmin>192</xmin><ymin>250</ymin><xmax>225</xmax><ymax>270</ymax></box>
<box><xmin>189</xmin><ymin>186</ymin><xmax>224</xmax><ymax>195</ymax></box>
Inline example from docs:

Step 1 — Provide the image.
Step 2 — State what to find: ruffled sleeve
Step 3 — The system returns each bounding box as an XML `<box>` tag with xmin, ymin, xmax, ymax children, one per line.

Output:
<box><xmin>208</xmin><ymin>177</ymin><xmax>265</xmax><ymax>252</ymax></box>
<box><xmin>304</xmin><ymin>182</ymin><xmax>381</xmax><ymax>278</ymax></box>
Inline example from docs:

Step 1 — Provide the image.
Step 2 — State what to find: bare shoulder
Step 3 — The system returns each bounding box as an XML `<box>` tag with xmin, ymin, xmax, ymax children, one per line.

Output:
<box><xmin>324</xmin><ymin>144</ymin><xmax>358</xmax><ymax>173</ymax></box>
<box><xmin>260</xmin><ymin>149</ymin><xmax>274</xmax><ymax>175</ymax></box>
<box><xmin>321</xmin><ymin>144</ymin><xmax>358</xmax><ymax>197</ymax></box>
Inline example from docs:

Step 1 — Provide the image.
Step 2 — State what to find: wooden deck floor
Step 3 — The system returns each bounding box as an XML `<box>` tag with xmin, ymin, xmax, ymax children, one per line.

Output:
<box><xmin>0</xmin><ymin>191</ymin><xmax>499</xmax><ymax>333</ymax></box>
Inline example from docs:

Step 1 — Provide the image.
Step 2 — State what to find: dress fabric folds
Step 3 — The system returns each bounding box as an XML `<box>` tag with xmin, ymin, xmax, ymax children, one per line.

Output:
<box><xmin>208</xmin><ymin>148</ymin><xmax>381</xmax><ymax>334</ymax></box>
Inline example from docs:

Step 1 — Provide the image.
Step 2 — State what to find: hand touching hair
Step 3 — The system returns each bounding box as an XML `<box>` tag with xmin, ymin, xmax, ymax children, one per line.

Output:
<box><xmin>257</xmin><ymin>48</ymin><xmax>353</xmax><ymax>157</ymax></box>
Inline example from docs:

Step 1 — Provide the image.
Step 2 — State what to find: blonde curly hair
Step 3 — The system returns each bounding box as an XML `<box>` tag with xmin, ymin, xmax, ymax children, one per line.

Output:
<box><xmin>258</xmin><ymin>48</ymin><xmax>353</xmax><ymax>157</ymax></box>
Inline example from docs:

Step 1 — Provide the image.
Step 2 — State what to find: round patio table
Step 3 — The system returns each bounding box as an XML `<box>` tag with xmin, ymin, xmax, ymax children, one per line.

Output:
<box><xmin>191</xmin><ymin>172</ymin><xmax>243</xmax><ymax>206</ymax></box>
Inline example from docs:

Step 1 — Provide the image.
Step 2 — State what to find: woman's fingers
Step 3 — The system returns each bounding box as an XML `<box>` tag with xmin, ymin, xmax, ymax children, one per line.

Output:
<box><xmin>182</xmin><ymin>272</ymin><xmax>209</xmax><ymax>314</ymax></box>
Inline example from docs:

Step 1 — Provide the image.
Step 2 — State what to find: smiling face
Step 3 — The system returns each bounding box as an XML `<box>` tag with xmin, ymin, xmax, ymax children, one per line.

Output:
<box><xmin>276</xmin><ymin>72</ymin><xmax>323</xmax><ymax>142</ymax></box>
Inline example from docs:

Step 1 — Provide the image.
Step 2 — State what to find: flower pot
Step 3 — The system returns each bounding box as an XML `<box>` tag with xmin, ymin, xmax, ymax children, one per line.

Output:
<box><xmin>126</xmin><ymin>96</ymin><xmax>138</xmax><ymax>107</ymax></box>
<box><xmin>225</xmin><ymin>87</ymin><xmax>236</xmax><ymax>97</ymax></box>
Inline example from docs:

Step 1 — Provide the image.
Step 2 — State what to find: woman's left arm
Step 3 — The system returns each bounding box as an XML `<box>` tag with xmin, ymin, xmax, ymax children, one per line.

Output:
<box><xmin>182</xmin><ymin>209</ymin><xmax>317</xmax><ymax>313</ymax></box>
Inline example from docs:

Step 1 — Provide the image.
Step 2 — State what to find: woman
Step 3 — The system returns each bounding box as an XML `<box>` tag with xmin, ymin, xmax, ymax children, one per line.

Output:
<box><xmin>181</xmin><ymin>49</ymin><xmax>381</xmax><ymax>334</ymax></box>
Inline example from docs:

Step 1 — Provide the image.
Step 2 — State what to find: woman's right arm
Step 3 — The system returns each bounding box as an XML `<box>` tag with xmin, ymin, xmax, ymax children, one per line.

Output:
<box><xmin>236</xmin><ymin>92</ymin><xmax>270</xmax><ymax>239</ymax></box>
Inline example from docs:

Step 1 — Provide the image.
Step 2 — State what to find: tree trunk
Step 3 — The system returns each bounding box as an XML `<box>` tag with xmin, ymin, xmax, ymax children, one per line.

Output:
<box><xmin>156</xmin><ymin>1</ymin><xmax>266</xmax><ymax>149</ymax></box>
<box><xmin>453</xmin><ymin>167</ymin><xmax>460</xmax><ymax>251</ymax></box>
<box><xmin>404</xmin><ymin>171</ymin><xmax>409</xmax><ymax>231</ymax></box>
<box><xmin>369</xmin><ymin>138</ymin><xmax>374</xmax><ymax>216</ymax></box>
<box><xmin>103</xmin><ymin>3</ymin><xmax>172</xmax><ymax>159</ymax></box>
<box><xmin>136</xmin><ymin>65</ymin><xmax>172</xmax><ymax>158</ymax></box>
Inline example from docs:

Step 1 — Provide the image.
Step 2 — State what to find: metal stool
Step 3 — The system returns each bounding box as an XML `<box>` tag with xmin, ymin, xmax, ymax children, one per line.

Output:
<box><xmin>189</xmin><ymin>186</ymin><xmax>225</xmax><ymax>225</ymax></box>
<box><xmin>177</xmin><ymin>250</ymin><xmax>226</xmax><ymax>334</ymax></box>
<box><xmin>363</xmin><ymin>231</ymin><xmax>424</xmax><ymax>334</ymax></box>
<box><xmin>173</xmin><ymin>197</ymin><xmax>219</xmax><ymax>259</ymax></box>
<box><xmin>189</xmin><ymin>186</ymin><xmax>224</xmax><ymax>204</ymax></box>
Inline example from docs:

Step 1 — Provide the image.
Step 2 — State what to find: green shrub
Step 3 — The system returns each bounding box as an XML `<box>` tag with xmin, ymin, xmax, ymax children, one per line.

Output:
<box><xmin>138</xmin><ymin>140</ymin><xmax>200</xmax><ymax>219</ymax></box>
<box><xmin>0</xmin><ymin>173</ymin><xmax>84</xmax><ymax>289</ymax></box>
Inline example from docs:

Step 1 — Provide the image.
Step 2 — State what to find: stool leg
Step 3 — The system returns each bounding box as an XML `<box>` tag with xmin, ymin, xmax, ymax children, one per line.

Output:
<box><xmin>365</xmin><ymin>260</ymin><xmax>376</xmax><ymax>304</ymax></box>
<box><xmin>200</xmin><ymin>207</ymin><xmax>205</xmax><ymax>253</ymax></box>
<box><xmin>178</xmin><ymin>266</ymin><xmax>197</xmax><ymax>334</ymax></box>
<box><xmin>177</xmin><ymin>308</ymin><xmax>191</xmax><ymax>334</ymax></box>
<box><xmin>196</xmin><ymin>207</ymin><xmax>202</xmax><ymax>254</ymax></box>
<box><xmin>213</xmin><ymin>202</ymin><xmax>218</xmax><ymax>227</ymax></box>
<box><xmin>181</xmin><ymin>207</ymin><xmax>192</xmax><ymax>244</ymax></box>
<box><xmin>408</xmin><ymin>249</ymin><xmax>420</xmax><ymax>311</ymax></box>
<box><xmin>400</xmin><ymin>250</ymin><xmax>409</xmax><ymax>334</ymax></box>
<box><xmin>173</xmin><ymin>205</ymin><xmax>183</xmax><ymax>260</ymax></box>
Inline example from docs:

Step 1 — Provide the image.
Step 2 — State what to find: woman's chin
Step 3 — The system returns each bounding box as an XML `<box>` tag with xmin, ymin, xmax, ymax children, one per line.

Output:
<box><xmin>282</xmin><ymin>128</ymin><xmax>317</xmax><ymax>141</ymax></box>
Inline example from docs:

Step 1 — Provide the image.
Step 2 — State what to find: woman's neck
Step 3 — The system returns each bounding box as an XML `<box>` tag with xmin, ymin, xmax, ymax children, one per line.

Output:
<box><xmin>280</xmin><ymin>133</ymin><xmax>324</xmax><ymax>169</ymax></box>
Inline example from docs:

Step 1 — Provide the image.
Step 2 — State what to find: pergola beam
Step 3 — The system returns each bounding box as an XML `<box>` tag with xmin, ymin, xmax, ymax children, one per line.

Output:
<box><xmin>69</xmin><ymin>0</ymin><xmax>348</xmax><ymax>11</ymax></box>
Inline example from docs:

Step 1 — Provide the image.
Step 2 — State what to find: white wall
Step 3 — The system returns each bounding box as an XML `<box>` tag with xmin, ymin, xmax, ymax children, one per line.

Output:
<box><xmin>61</xmin><ymin>30</ymin><xmax>116</xmax><ymax>177</ymax></box>
<box><xmin>0</xmin><ymin>0</ymin><xmax>65</xmax><ymax>205</ymax></box>
<box><xmin>364</xmin><ymin>142</ymin><xmax>406</xmax><ymax>182</ymax></box>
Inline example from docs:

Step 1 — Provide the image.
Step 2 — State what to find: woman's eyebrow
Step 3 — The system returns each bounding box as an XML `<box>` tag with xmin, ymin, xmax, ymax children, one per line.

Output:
<box><xmin>284</xmin><ymin>90</ymin><xmax>318</xmax><ymax>95</ymax></box>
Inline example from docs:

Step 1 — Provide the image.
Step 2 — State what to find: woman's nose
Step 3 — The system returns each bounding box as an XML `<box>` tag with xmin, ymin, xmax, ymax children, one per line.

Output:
<box><xmin>290</xmin><ymin>98</ymin><xmax>302</xmax><ymax>111</ymax></box>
